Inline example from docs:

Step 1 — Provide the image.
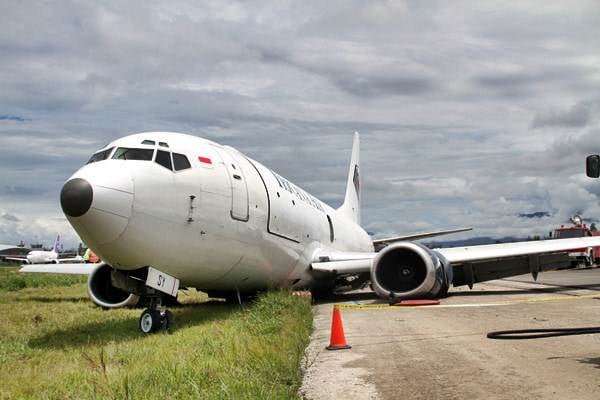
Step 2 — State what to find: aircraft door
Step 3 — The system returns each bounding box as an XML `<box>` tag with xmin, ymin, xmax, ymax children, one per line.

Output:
<box><xmin>215</xmin><ymin>147</ymin><xmax>249</xmax><ymax>221</ymax></box>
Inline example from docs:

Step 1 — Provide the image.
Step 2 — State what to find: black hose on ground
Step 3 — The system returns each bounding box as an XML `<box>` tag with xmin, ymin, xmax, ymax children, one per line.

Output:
<box><xmin>487</xmin><ymin>326</ymin><xmax>600</xmax><ymax>339</ymax></box>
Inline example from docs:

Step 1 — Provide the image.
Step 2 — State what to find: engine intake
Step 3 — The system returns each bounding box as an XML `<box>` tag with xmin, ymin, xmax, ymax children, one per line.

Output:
<box><xmin>371</xmin><ymin>242</ymin><xmax>451</xmax><ymax>299</ymax></box>
<box><xmin>87</xmin><ymin>263</ymin><xmax>140</xmax><ymax>308</ymax></box>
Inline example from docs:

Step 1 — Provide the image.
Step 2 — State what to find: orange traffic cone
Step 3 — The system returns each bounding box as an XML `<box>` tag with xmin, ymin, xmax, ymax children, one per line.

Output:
<box><xmin>326</xmin><ymin>305</ymin><xmax>351</xmax><ymax>350</ymax></box>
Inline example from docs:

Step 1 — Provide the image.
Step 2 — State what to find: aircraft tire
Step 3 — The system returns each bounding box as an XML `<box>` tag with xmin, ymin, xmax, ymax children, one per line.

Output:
<box><xmin>162</xmin><ymin>310</ymin><xmax>173</xmax><ymax>331</ymax></box>
<box><xmin>139</xmin><ymin>309</ymin><xmax>161</xmax><ymax>334</ymax></box>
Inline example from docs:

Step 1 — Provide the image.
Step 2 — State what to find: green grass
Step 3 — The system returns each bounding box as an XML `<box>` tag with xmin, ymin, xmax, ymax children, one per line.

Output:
<box><xmin>0</xmin><ymin>271</ymin><xmax>313</xmax><ymax>399</ymax></box>
<box><xmin>0</xmin><ymin>265</ymin><xmax>87</xmax><ymax>291</ymax></box>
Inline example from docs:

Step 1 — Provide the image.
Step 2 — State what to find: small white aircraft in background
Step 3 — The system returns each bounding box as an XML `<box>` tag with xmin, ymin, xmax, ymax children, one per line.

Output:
<box><xmin>7</xmin><ymin>235</ymin><xmax>82</xmax><ymax>264</ymax></box>
<box><xmin>21</xmin><ymin>132</ymin><xmax>600</xmax><ymax>333</ymax></box>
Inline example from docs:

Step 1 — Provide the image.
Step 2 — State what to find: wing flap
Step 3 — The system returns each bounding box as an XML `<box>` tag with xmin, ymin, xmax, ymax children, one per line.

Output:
<box><xmin>452</xmin><ymin>253</ymin><xmax>571</xmax><ymax>288</ymax></box>
<box><xmin>20</xmin><ymin>263</ymin><xmax>95</xmax><ymax>275</ymax></box>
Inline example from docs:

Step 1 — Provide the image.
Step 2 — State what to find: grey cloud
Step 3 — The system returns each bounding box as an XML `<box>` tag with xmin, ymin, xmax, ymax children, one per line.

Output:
<box><xmin>475</xmin><ymin>65</ymin><xmax>595</xmax><ymax>99</ymax></box>
<box><xmin>0</xmin><ymin>115</ymin><xmax>27</xmax><ymax>122</ymax></box>
<box><xmin>332</xmin><ymin>75</ymin><xmax>434</xmax><ymax>97</ymax></box>
<box><xmin>531</xmin><ymin>102</ymin><xmax>591</xmax><ymax>129</ymax></box>
<box><xmin>2</xmin><ymin>186</ymin><xmax>45</xmax><ymax>197</ymax></box>
<box><xmin>1</xmin><ymin>213</ymin><xmax>20</xmax><ymax>222</ymax></box>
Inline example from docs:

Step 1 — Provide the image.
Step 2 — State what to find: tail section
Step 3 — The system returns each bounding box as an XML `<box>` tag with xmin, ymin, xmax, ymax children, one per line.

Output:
<box><xmin>51</xmin><ymin>234</ymin><xmax>60</xmax><ymax>253</ymax></box>
<box><xmin>338</xmin><ymin>132</ymin><xmax>361</xmax><ymax>225</ymax></box>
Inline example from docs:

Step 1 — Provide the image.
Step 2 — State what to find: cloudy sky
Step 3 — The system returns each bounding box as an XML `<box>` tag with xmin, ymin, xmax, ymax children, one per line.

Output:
<box><xmin>1</xmin><ymin>1</ymin><xmax>600</xmax><ymax>248</ymax></box>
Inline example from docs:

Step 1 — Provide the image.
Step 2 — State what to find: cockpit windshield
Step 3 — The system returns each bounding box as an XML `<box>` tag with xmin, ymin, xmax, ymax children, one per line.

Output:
<box><xmin>87</xmin><ymin>147</ymin><xmax>114</xmax><ymax>164</ymax></box>
<box><xmin>112</xmin><ymin>147</ymin><xmax>154</xmax><ymax>161</ymax></box>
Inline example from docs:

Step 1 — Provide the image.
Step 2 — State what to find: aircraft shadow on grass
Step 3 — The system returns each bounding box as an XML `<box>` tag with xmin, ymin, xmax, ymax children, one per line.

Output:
<box><xmin>28</xmin><ymin>301</ymin><xmax>239</xmax><ymax>349</ymax></box>
<box><xmin>15</xmin><ymin>296</ymin><xmax>89</xmax><ymax>304</ymax></box>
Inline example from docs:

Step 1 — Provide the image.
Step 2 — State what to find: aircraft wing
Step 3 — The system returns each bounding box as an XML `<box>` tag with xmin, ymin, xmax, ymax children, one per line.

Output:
<box><xmin>373</xmin><ymin>227</ymin><xmax>472</xmax><ymax>251</ymax></box>
<box><xmin>20</xmin><ymin>263</ymin><xmax>96</xmax><ymax>275</ymax></box>
<box><xmin>4</xmin><ymin>256</ymin><xmax>28</xmax><ymax>262</ymax></box>
<box><xmin>312</xmin><ymin>237</ymin><xmax>600</xmax><ymax>286</ymax></box>
<box><xmin>437</xmin><ymin>237</ymin><xmax>600</xmax><ymax>288</ymax></box>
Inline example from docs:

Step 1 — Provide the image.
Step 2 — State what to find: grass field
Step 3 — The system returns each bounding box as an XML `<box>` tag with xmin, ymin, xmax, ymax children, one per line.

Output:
<box><xmin>0</xmin><ymin>265</ymin><xmax>313</xmax><ymax>399</ymax></box>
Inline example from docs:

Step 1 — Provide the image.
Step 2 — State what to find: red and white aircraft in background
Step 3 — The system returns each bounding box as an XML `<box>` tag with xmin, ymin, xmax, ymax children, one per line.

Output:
<box><xmin>21</xmin><ymin>132</ymin><xmax>600</xmax><ymax>333</ymax></box>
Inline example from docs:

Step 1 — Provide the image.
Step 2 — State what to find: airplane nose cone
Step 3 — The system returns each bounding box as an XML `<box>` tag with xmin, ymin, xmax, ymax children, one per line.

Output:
<box><xmin>60</xmin><ymin>178</ymin><xmax>93</xmax><ymax>217</ymax></box>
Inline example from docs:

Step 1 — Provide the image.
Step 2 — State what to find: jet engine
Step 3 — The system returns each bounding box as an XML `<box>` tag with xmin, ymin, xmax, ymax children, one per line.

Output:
<box><xmin>87</xmin><ymin>263</ymin><xmax>140</xmax><ymax>308</ymax></box>
<box><xmin>370</xmin><ymin>242</ymin><xmax>452</xmax><ymax>300</ymax></box>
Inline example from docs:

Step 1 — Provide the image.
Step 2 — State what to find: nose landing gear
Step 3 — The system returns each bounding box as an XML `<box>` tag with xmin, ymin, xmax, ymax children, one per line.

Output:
<box><xmin>138</xmin><ymin>297</ymin><xmax>173</xmax><ymax>334</ymax></box>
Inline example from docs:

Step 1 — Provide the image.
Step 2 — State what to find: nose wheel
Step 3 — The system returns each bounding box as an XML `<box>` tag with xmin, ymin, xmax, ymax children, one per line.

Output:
<box><xmin>138</xmin><ymin>298</ymin><xmax>173</xmax><ymax>334</ymax></box>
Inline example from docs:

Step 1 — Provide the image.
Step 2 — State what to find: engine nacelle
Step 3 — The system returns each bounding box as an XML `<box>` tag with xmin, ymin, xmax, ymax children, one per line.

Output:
<box><xmin>87</xmin><ymin>263</ymin><xmax>140</xmax><ymax>308</ymax></box>
<box><xmin>370</xmin><ymin>242</ymin><xmax>452</xmax><ymax>300</ymax></box>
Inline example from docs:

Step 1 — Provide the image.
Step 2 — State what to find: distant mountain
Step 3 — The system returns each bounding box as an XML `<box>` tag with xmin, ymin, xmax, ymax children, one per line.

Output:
<box><xmin>518</xmin><ymin>211</ymin><xmax>551</xmax><ymax>219</ymax></box>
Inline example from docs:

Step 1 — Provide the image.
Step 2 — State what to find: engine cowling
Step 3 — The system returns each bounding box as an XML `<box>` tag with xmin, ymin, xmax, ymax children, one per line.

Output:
<box><xmin>87</xmin><ymin>263</ymin><xmax>140</xmax><ymax>308</ymax></box>
<box><xmin>370</xmin><ymin>242</ymin><xmax>452</xmax><ymax>300</ymax></box>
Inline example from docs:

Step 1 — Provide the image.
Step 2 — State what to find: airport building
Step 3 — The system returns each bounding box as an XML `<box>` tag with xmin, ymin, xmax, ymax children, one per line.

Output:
<box><xmin>0</xmin><ymin>244</ymin><xmax>30</xmax><ymax>262</ymax></box>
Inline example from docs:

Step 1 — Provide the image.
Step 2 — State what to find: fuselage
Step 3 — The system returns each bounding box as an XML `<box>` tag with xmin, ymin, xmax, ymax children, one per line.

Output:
<box><xmin>63</xmin><ymin>132</ymin><xmax>373</xmax><ymax>291</ymax></box>
<box><xmin>26</xmin><ymin>250</ymin><xmax>58</xmax><ymax>264</ymax></box>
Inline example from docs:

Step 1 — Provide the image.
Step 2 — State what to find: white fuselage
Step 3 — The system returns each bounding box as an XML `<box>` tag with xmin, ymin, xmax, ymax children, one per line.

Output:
<box><xmin>26</xmin><ymin>250</ymin><xmax>58</xmax><ymax>264</ymax></box>
<box><xmin>65</xmin><ymin>132</ymin><xmax>373</xmax><ymax>291</ymax></box>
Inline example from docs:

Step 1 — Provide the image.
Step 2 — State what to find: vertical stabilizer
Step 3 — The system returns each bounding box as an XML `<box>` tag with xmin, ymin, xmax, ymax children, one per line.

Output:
<box><xmin>338</xmin><ymin>132</ymin><xmax>361</xmax><ymax>225</ymax></box>
<box><xmin>51</xmin><ymin>234</ymin><xmax>60</xmax><ymax>253</ymax></box>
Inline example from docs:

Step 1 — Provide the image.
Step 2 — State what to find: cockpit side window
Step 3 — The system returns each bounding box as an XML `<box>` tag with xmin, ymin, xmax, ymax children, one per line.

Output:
<box><xmin>112</xmin><ymin>147</ymin><xmax>154</xmax><ymax>161</ymax></box>
<box><xmin>141</xmin><ymin>140</ymin><xmax>156</xmax><ymax>145</ymax></box>
<box><xmin>87</xmin><ymin>147</ymin><xmax>114</xmax><ymax>164</ymax></box>
<box><xmin>173</xmin><ymin>153</ymin><xmax>191</xmax><ymax>171</ymax></box>
<box><xmin>155</xmin><ymin>150</ymin><xmax>173</xmax><ymax>170</ymax></box>
<box><xmin>159</xmin><ymin>142</ymin><xmax>169</xmax><ymax>148</ymax></box>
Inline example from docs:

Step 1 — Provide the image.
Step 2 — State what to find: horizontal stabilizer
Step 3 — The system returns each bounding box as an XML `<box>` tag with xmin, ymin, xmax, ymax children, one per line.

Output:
<box><xmin>20</xmin><ymin>263</ymin><xmax>95</xmax><ymax>275</ymax></box>
<box><xmin>373</xmin><ymin>227</ymin><xmax>472</xmax><ymax>250</ymax></box>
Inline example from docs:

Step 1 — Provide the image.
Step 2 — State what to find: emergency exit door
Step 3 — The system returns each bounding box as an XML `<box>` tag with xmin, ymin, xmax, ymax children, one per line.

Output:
<box><xmin>217</xmin><ymin>147</ymin><xmax>249</xmax><ymax>221</ymax></box>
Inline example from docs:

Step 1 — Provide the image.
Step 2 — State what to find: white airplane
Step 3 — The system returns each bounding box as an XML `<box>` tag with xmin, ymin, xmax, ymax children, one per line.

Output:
<box><xmin>20</xmin><ymin>131</ymin><xmax>600</xmax><ymax>334</ymax></box>
<box><xmin>7</xmin><ymin>235</ymin><xmax>82</xmax><ymax>264</ymax></box>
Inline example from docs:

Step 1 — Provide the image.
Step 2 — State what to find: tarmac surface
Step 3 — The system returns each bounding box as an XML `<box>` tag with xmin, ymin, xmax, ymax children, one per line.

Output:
<box><xmin>300</xmin><ymin>268</ymin><xmax>600</xmax><ymax>400</ymax></box>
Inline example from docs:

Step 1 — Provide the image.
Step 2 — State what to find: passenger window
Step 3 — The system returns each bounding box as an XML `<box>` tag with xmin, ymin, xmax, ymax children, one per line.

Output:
<box><xmin>141</xmin><ymin>140</ymin><xmax>156</xmax><ymax>145</ymax></box>
<box><xmin>155</xmin><ymin>150</ymin><xmax>172</xmax><ymax>170</ymax></box>
<box><xmin>87</xmin><ymin>147</ymin><xmax>114</xmax><ymax>164</ymax></box>
<box><xmin>112</xmin><ymin>147</ymin><xmax>154</xmax><ymax>160</ymax></box>
<box><xmin>173</xmin><ymin>153</ymin><xmax>191</xmax><ymax>171</ymax></box>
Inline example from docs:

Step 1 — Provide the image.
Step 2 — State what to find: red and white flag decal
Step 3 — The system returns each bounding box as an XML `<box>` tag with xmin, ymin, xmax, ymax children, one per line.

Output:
<box><xmin>198</xmin><ymin>156</ymin><xmax>212</xmax><ymax>164</ymax></box>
